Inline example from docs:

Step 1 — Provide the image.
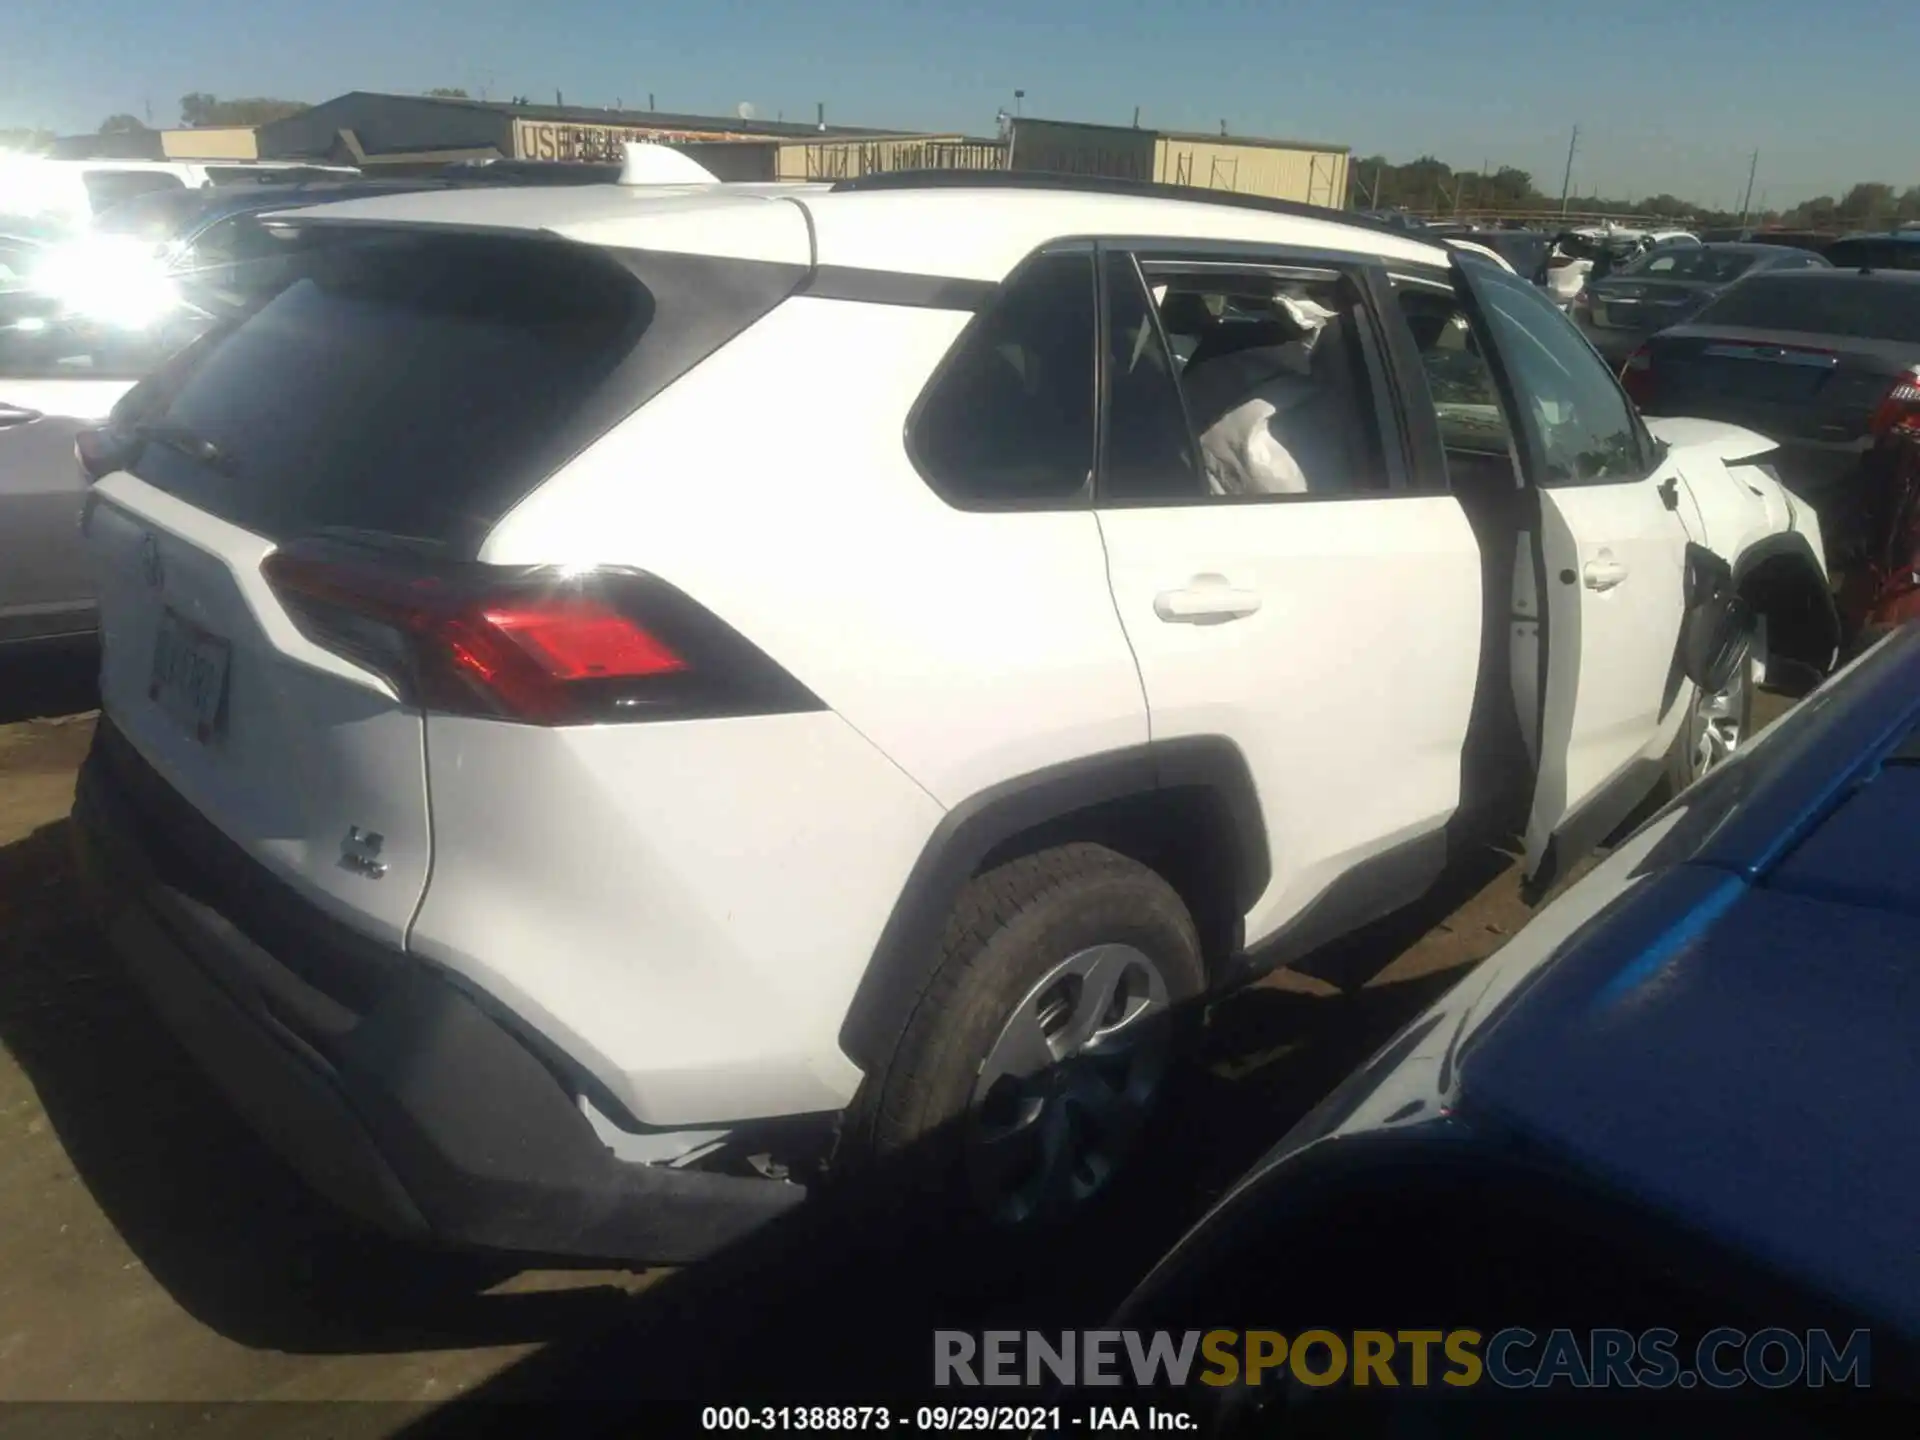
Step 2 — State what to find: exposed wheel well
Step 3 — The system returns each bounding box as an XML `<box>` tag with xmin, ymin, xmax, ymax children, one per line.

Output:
<box><xmin>1737</xmin><ymin>549</ymin><xmax>1838</xmax><ymax>695</ymax></box>
<box><xmin>975</xmin><ymin>787</ymin><xmax>1248</xmax><ymax>985</ymax></box>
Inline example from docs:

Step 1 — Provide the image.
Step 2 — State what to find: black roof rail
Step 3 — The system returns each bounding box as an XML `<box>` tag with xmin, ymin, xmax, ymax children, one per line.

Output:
<box><xmin>827</xmin><ymin>169</ymin><xmax>1434</xmax><ymax>245</ymax></box>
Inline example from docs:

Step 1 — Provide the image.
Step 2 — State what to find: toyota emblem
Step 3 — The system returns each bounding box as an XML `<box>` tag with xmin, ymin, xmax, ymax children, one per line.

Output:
<box><xmin>140</xmin><ymin>534</ymin><xmax>163</xmax><ymax>590</ymax></box>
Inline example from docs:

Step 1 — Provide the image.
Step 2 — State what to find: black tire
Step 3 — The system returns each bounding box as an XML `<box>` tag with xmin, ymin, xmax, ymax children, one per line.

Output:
<box><xmin>837</xmin><ymin>842</ymin><xmax>1205</xmax><ymax>1229</ymax></box>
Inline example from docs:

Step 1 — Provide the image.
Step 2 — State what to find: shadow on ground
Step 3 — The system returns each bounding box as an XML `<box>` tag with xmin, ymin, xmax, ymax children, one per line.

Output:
<box><xmin>0</xmin><ymin>819</ymin><xmax>642</xmax><ymax>1357</ymax></box>
<box><xmin>0</xmin><ymin>791</ymin><xmax>1510</xmax><ymax>1390</ymax></box>
<box><xmin>0</xmin><ymin>644</ymin><xmax>99</xmax><ymax>726</ymax></box>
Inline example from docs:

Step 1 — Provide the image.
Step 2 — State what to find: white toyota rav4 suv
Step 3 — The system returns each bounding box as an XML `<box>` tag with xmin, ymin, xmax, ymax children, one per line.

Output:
<box><xmin>69</xmin><ymin>172</ymin><xmax>1835</xmax><ymax>1262</ymax></box>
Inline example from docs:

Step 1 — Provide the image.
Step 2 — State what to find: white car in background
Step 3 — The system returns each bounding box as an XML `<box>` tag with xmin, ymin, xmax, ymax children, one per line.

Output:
<box><xmin>1547</xmin><ymin>225</ymin><xmax>1702</xmax><ymax>309</ymax></box>
<box><xmin>0</xmin><ymin>155</ymin><xmax>360</xmax><ymax>231</ymax></box>
<box><xmin>68</xmin><ymin>173</ymin><xmax>1834</xmax><ymax>1264</ymax></box>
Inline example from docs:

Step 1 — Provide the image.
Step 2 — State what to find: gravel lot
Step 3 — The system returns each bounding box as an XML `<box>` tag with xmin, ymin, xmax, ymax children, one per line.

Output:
<box><xmin>0</xmin><ymin>648</ymin><xmax>1792</xmax><ymax>1414</ymax></box>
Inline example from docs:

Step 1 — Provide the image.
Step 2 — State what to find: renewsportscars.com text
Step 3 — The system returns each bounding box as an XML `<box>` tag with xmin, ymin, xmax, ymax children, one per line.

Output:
<box><xmin>934</xmin><ymin>1328</ymin><xmax>1872</xmax><ymax>1390</ymax></box>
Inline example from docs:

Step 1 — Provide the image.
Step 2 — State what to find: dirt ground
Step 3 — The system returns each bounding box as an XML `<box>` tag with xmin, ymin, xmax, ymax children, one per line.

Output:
<box><xmin>0</xmin><ymin>649</ymin><xmax>1794</xmax><ymax>1410</ymax></box>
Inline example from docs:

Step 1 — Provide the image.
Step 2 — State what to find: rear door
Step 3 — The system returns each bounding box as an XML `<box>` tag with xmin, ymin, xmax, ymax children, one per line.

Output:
<box><xmin>1093</xmin><ymin>244</ymin><xmax>1483</xmax><ymax>955</ymax></box>
<box><xmin>1453</xmin><ymin>256</ymin><xmax>1695</xmax><ymax>885</ymax></box>
<box><xmin>86</xmin><ymin>223</ymin><xmax>807</xmax><ymax>943</ymax></box>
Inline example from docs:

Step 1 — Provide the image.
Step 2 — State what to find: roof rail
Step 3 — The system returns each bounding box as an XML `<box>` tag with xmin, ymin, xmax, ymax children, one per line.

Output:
<box><xmin>828</xmin><ymin>169</ymin><xmax>1430</xmax><ymax>244</ymax></box>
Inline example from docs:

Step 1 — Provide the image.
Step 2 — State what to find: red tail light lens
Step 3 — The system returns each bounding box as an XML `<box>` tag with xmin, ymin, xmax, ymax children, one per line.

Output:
<box><xmin>1620</xmin><ymin>345</ymin><xmax>1653</xmax><ymax>406</ymax></box>
<box><xmin>1870</xmin><ymin>366</ymin><xmax>1920</xmax><ymax>439</ymax></box>
<box><xmin>262</xmin><ymin>539</ymin><xmax>818</xmax><ymax>725</ymax></box>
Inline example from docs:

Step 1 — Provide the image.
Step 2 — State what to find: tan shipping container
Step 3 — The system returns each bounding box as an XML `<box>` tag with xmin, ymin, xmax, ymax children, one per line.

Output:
<box><xmin>1154</xmin><ymin>137</ymin><xmax>1347</xmax><ymax>207</ymax></box>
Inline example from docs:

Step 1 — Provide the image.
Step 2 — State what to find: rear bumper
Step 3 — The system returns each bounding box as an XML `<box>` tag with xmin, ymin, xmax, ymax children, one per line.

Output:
<box><xmin>70</xmin><ymin>721</ymin><xmax>804</xmax><ymax>1263</ymax></box>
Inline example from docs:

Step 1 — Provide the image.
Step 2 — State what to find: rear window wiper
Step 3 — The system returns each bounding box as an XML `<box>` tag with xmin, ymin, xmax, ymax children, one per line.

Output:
<box><xmin>132</xmin><ymin>419</ymin><xmax>238</xmax><ymax>476</ymax></box>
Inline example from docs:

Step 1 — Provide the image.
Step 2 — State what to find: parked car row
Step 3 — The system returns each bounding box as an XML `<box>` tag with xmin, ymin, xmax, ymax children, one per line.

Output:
<box><xmin>51</xmin><ymin>167</ymin><xmax>1833</xmax><ymax>1268</ymax></box>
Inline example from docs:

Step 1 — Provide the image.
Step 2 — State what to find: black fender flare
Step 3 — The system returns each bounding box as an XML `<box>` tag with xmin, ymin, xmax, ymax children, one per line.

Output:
<box><xmin>1732</xmin><ymin>530</ymin><xmax>1840</xmax><ymax>670</ymax></box>
<box><xmin>836</xmin><ymin>736</ymin><xmax>1269</xmax><ymax>1072</ymax></box>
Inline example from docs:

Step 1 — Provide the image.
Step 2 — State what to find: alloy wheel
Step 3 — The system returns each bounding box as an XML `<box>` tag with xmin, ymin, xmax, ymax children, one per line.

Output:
<box><xmin>965</xmin><ymin>943</ymin><xmax>1173</xmax><ymax>1226</ymax></box>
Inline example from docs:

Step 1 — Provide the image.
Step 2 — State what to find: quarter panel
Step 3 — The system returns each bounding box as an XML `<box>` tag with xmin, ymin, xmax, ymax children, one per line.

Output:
<box><xmin>482</xmin><ymin>296</ymin><xmax>1150</xmax><ymax>808</ymax></box>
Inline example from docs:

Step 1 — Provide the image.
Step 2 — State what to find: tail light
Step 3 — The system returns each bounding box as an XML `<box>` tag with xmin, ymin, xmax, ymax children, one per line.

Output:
<box><xmin>1620</xmin><ymin>345</ymin><xmax>1654</xmax><ymax>406</ymax></box>
<box><xmin>1869</xmin><ymin>365</ymin><xmax>1920</xmax><ymax>438</ymax></box>
<box><xmin>261</xmin><ymin>538</ymin><xmax>821</xmax><ymax>726</ymax></box>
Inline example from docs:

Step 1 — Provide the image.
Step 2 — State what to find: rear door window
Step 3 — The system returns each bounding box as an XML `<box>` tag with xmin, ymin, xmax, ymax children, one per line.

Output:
<box><xmin>131</xmin><ymin>227</ymin><xmax>801</xmax><ymax>554</ymax></box>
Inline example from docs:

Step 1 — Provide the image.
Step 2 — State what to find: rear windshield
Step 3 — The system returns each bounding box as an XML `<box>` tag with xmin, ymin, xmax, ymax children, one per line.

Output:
<box><xmin>93</xmin><ymin>187</ymin><xmax>213</xmax><ymax>242</ymax></box>
<box><xmin>130</xmin><ymin>227</ymin><xmax>801</xmax><ymax>554</ymax></box>
<box><xmin>1823</xmin><ymin>237</ymin><xmax>1920</xmax><ymax>271</ymax></box>
<box><xmin>1625</xmin><ymin>248</ymin><xmax>1758</xmax><ymax>283</ymax></box>
<box><xmin>82</xmin><ymin>169</ymin><xmax>188</xmax><ymax>213</ymax></box>
<box><xmin>1694</xmin><ymin>276</ymin><xmax>1920</xmax><ymax>343</ymax></box>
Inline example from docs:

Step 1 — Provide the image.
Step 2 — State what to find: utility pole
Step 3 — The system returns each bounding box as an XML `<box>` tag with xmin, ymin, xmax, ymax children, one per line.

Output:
<box><xmin>1738</xmin><ymin>149</ymin><xmax>1760</xmax><ymax>225</ymax></box>
<box><xmin>1558</xmin><ymin>125</ymin><xmax>1579</xmax><ymax>216</ymax></box>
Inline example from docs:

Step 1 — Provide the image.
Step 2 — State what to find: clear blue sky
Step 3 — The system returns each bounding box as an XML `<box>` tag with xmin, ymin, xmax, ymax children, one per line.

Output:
<box><xmin>1</xmin><ymin>0</ymin><xmax>1905</xmax><ymax>205</ymax></box>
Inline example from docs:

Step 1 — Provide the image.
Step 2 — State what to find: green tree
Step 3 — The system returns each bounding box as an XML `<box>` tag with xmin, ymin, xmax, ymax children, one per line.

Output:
<box><xmin>178</xmin><ymin>93</ymin><xmax>308</xmax><ymax>127</ymax></box>
<box><xmin>1839</xmin><ymin>182</ymin><xmax>1895</xmax><ymax>225</ymax></box>
<box><xmin>424</xmin><ymin>87</ymin><xmax>471</xmax><ymax>98</ymax></box>
<box><xmin>98</xmin><ymin>113</ymin><xmax>149</xmax><ymax>134</ymax></box>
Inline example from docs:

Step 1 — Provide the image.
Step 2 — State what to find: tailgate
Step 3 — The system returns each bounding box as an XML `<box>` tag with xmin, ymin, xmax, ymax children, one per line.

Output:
<box><xmin>88</xmin><ymin>476</ymin><xmax>430</xmax><ymax>943</ymax></box>
<box><xmin>77</xmin><ymin>220</ymin><xmax>807</xmax><ymax>946</ymax></box>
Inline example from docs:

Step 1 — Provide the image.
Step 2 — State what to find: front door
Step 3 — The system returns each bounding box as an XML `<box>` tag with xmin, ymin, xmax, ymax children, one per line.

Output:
<box><xmin>1453</xmin><ymin>255</ymin><xmax>1697</xmax><ymax>885</ymax></box>
<box><xmin>1092</xmin><ymin>245</ymin><xmax>1484</xmax><ymax>957</ymax></box>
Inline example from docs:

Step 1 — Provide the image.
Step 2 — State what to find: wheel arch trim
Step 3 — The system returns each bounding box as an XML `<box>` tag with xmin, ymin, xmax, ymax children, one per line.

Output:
<box><xmin>836</xmin><ymin>737</ymin><xmax>1268</xmax><ymax>1071</ymax></box>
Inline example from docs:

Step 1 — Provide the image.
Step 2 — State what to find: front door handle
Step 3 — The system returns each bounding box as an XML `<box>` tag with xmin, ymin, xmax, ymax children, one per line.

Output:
<box><xmin>1583</xmin><ymin>556</ymin><xmax>1629</xmax><ymax>591</ymax></box>
<box><xmin>0</xmin><ymin>404</ymin><xmax>43</xmax><ymax>429</ymax></box>
<box><xmin>1154</xmin><ymin>576</ymin><xmax>1263</xmax><ymax>624</ymax></box>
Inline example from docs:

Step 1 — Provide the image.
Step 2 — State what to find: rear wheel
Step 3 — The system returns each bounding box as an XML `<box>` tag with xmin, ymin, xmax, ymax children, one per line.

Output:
<box><xmin>840</xmin><ymin>843</ymin><xmax>1205</xmax><ymax>1230</ymax></box>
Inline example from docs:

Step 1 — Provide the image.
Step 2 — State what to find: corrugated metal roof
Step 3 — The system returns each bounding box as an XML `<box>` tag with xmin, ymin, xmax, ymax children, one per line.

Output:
<box><xmin>1013</xmin><ymin>115</ymin><xmax>1349</xmax><ymax>155</ymax></box>
<box><xmin>345</xmin><ymin>90</ymin><xmax>902</xmax><ymax>140</ymax></box>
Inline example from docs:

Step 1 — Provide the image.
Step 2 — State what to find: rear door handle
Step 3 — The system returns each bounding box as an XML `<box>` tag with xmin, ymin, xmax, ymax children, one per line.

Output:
<box><xmin>1583</xmin><ymin>556</ymin><xmax>1629</xmax><ymax>591</ymax></box>
<box><xmin>1154</xmin><ymin>577</ymin><xmax>1262</xmax><ymax>624</ymax></box>
<box><xmin>0</xmin><ymin>404</ymin><xmax>43</xmax><ymax>429</ymax></box>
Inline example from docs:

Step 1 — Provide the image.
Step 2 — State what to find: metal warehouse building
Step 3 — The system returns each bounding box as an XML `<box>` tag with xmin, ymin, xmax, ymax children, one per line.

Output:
<box><xmin>251</xmin><ymin>91</ymin><xmax>998</xmax><ymax>179</ymax></box>
<box><xmin>1007</xmin><ymin>118</ymin><xmax>1349</xmax><ymax>207</ymax></box>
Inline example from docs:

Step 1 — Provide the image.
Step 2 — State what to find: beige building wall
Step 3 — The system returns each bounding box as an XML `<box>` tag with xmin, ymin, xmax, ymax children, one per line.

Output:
<box><xmin>160</xmin><ymin>127</ymin><xmax>259</xmax><ymax>160</ymax></box>
<box><xmin>1155</xmin><ymin>138</ymin><xmax>1348</xmax><ymax>206</ymax></box>
<box><xmin>773</xmin><ymin>135</ymin><xmax>999</xmax><ymax>180</ymax></box>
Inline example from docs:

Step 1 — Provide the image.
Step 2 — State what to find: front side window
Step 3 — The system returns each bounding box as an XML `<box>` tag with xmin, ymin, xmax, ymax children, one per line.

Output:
<box><xmin>911</xmin><ymin>251</ymin><xmax>1097</xmax><ymax>507</ymax></box>
<box><xmin>1468</xmin><ymin>260</ymin><xmax>1646</xmax><ymax>486</ymax></box>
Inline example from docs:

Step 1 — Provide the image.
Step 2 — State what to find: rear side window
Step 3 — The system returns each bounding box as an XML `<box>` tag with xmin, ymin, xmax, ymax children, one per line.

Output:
<box><xmin>82</xmin><ymin>170</ymin><xmax>188</xmax><ymax>213</ymax></box>
<box><xmin>1695</xmin><ymin>276</ymin><xmax>1920</xmax><ymax>343</ymax></box>
<box><xmin>1824</xmin><ymin>238</ymin><xmax>1920</xmax><ymax>272</ymax></box>
<box><xmin>910</xmin><ymin>251</ymin><xmax>1097</xmax><ymax>507</ymax></box>
<box><xmin>131</xmin><ymin>229</ymin><xmax>801</xmax><ymax>554</ymax></box>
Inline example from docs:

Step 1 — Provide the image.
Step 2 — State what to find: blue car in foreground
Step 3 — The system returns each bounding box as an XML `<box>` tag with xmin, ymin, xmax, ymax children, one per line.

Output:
<box><xmin>1105</xmin><ymin>624</ymin><xmax>1920</xmax><ymax>1434</ymax></box>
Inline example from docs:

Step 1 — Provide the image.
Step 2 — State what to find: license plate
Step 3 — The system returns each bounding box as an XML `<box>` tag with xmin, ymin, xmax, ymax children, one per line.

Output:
<box><xmin>149</xmin><ymin>609</ymin><xmax>231</xmax><ymax>744</ymax></box>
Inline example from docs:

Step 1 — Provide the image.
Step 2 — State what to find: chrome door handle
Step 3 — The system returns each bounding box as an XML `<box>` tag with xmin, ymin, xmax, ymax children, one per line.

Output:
<box><xmin>1154</xmin><ymin>577</ymin><xmax>1262</xmax><ymax>624</ymax></box>
<box><xmin>1583</xmin><ymin>557</ymin><xmax>1629</xmax><ymax>591</ymax></box>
